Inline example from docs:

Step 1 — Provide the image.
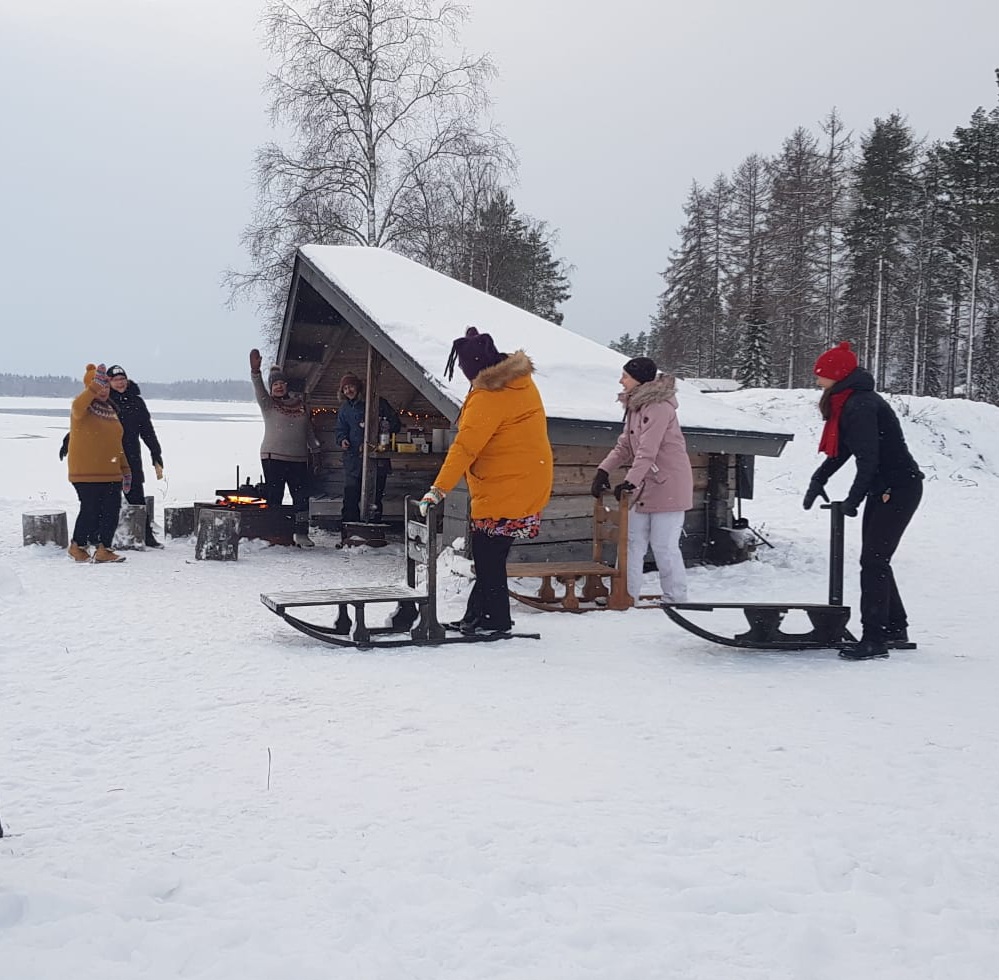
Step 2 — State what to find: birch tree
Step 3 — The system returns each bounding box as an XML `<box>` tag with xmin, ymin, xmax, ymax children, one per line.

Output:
<box><xmin>225</xmin><ymin>0</ymin><xmax>507</xmax><ymax>334</ymax></box>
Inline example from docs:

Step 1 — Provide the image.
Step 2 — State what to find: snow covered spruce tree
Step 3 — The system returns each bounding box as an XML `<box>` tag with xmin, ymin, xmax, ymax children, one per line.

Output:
<box><xmin>648</xmin><ymin>177</ymin><xmax>729</xmax><ymax>377</ymax></box>
<box><xmin>841</xmin><ymin>113</ymin><xmax>921</xmax><ymax>388</ymax></box>
<box><xmin>724</xmin><ymin>154</ymin><xmax>773</xmax><ymax>379</ymax></box>
<box><xmin>937</xmin><ymin>103</ymin><xmax>999</xmax><ymax>399</ymax></box>
<box><xmin>225</xmin><ymin>0</ymin><xmax>509</xmax><ymax>338</ymax></box>
<box><xmin>735</xmin><ymin>277</ymin><xmax>773</xmax><ymax>388</ymax></box>
<box><xmin>765</xmin><ymin>127</ymin><xmax>828</xmax><ymax>386</ymax></box>
<box><xmin>455</xmin><ymin>190</ymin><xmax>571</xmax><ymax>324</ymax></box>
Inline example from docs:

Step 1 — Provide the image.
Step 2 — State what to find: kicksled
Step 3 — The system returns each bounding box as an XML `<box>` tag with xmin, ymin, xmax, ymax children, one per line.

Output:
<box><xmin>261</xmin><ymin>499</ymin><xmax>540</xmax><ymax>650</ymax></box>
<box><xmin>662</xmin><ymin>502</ymin><xmax>917</xmax><ymax>652</ymax></box>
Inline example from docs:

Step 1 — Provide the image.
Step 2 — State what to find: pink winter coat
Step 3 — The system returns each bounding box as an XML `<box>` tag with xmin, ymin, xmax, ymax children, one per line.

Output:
<box><xmin>598</xmin><ymin>375</ymin><xmax>694</xmax><ymax>513</ymax></box>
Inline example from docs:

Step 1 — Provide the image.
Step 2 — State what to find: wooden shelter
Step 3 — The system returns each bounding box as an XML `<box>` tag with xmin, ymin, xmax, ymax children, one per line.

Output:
<box><xmin>275</xmin><ymin>246</ymin><xmax>793</xmax><ymax>564</ymax></box>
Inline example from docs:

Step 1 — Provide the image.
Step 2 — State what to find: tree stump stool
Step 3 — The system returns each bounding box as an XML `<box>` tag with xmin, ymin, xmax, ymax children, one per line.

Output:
<box><xmin>196</xmin><ymin>509</ymin><xmax>240</xmax><ymax>561</ymax></box>
<box><xmin>112</xmin><ymin>503</ymin><xmax>146</xmax><ymax>551</ymax></box>
<box><xmin>165</xmin><ymin>506</ymin><xmax>196</xmax><ymax>538</ymax></box>
<box><xmin>22</xmin><ymin>510</ymin><xmax>69</xmax><ymax>548</ymax></box>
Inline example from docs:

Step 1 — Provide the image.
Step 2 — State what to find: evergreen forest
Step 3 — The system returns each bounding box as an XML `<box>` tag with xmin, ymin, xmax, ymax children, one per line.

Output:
<box><xmin>613</xmin><ymin>74</ymin><xmax>999</xmax><ymax>404</ymax></box>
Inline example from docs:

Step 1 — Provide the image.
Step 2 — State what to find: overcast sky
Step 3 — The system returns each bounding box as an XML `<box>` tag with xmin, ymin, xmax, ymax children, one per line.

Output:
<box><xmin>2</xmin><ymin>0</ymin><xmax>998</xmax><ymax>382</ymax></box>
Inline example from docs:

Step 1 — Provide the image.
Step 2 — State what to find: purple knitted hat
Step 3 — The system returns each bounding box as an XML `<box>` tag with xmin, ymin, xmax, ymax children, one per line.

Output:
<box><xmin>445</xmin><ymin>327</ymin><xmax>505</xmax><ymax>382</ymax></box>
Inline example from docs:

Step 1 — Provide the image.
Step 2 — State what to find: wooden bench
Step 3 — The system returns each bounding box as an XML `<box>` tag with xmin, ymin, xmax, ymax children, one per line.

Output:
<box><xmin>507</xmin><ymin>495</ymin><xmax>631</xmax><ymax>612</ymax></box>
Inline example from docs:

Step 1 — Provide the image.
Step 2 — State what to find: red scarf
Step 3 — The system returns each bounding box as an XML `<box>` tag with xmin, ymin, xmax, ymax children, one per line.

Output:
<box><xmin>818</xmin><ymin>389</ymin><xmax>853</xmax><ymax>457</ymax></box>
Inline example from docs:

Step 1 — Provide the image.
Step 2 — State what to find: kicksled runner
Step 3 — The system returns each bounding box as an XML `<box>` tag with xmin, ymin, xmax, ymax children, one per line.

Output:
<box><xmin>662</xmin><ymin>502</ymin><xmax>917</xmax><ymax>652</ymax></box>
<box><xmin>261</xmin><ymin>499</ymin><xmax>541</xmax><ymax>649</ymax></box>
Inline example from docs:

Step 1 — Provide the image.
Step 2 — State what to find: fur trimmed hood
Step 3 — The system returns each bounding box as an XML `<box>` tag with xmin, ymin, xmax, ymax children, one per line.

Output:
<box><xmin>470</xmin><ymin>350</ymin><xmax>535</xmax><ymax>391</ymax></box>
<box><xmin>618</xmin><ymin>373</ymin><xmax>678</xmax><ymax>412</ymax></box>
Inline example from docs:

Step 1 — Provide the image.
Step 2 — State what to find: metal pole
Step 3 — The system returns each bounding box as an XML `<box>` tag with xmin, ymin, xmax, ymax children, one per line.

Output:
<box><xmin>824</xmin><ymin>501</ymin><xmax>845</xmax><ymax>605</ymax></box>
<box><xmin>359</xmin><ymin>346</ymin><xmax>374</xmax><ymax>520</ymax></box>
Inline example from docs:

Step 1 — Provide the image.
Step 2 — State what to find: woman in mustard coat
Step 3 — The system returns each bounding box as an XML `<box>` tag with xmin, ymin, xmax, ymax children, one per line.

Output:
<box><xmin>420</xmin><ymin>328</ymin><xmax>553</xmax><ymax>635</ymax></box>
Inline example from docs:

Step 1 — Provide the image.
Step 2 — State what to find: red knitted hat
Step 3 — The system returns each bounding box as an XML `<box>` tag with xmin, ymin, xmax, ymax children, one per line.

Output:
<box><xmin>813</xmin><ymin>341</ymin><xmax>858</xmax><ymax>381</ymax></box>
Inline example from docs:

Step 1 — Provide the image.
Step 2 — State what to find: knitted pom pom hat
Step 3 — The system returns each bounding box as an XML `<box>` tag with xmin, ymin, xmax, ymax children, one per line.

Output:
<box><xmin>814</xmin><ymin>341</ymin><xmax>858</xmax><ymax>381</ymax></box>
<box><xmin>445</xmin><ymin>326</ymin><xmax>505</xmax><ymax>382</ymax></box>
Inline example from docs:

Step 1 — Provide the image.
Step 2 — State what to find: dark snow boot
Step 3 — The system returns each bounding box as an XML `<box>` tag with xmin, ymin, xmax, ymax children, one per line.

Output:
<box><xmin>883</xmin><ymin>626</ymin><xmax>909</xmax><ymax>645</ymax></box>
<box><xmin>145</xmin><ymin>528</ymin><xmax>163</xmax><ymax>548</ymax></box>
<box><xmin>333</xmin><ymin>604</ymin><xmax>352</xmax><ymax>636</ymax></box>
<box><xmin>390</xmin><ymin>602</ymin><xmax>420</xmax><ymax>631</ymax></box>
<box><xmin>839</xmin><ymin>637</ymin><xmax>890</xmax><ymax>661</ymax></box>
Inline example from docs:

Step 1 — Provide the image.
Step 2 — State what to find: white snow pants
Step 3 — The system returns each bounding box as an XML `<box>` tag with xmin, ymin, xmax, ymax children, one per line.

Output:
<box><xmin>627</xmin><ymin>510</ymin><xmax>687</xmax><ymax>603</ymax></box>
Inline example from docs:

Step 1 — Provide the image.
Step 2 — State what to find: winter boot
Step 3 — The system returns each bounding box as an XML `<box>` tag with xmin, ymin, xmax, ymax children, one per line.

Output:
<box><xmin>67</xmin><ymin>541</ymin><xmax>91</xmax><ymax>563</ymax></box>
<box><xmin>839</xmin><ymin>636</ymin><xmax>889</xmax><ymax>661</ymax></box>
<box><xmin>93</xmin><ymin>545</ymin><xmax>126</xmax><ymax>564</ymax></box>
<box><xmin>883</xmin><ymin>625</ymin><xmax>909</xmax><ymax>645</ymax></box>
<box><xmin>145</xmin><ymin>525</ymin><xmax>163</xmax><ymax>549</ymax></box>
<box><xmin>333</xmin><ymin>604</ymin><xmax>352</xmax><ymax>636</ymax></box>
<box><xmin>294</xmin><ymin>532</ymin><xmax>315</xmax><ymax>548</ymax></box>
<box><xmin>390</xmin><ymin>602</ymin><xmax>420</xmax><ymax>631</ymax></box>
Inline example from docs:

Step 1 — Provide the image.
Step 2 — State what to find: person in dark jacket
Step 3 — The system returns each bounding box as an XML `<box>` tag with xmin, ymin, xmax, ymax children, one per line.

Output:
<box><xmin>106</xmin><ymin>365</ymin><xmax>165</xmax><ymax>547</ymax></box>
<box><xmin>803</xmin><ymin>342</ymin><xmax>923</xmax><ymax>661</ymax></box>
<box><xmin>334</xmin><ymin>373</ymin><xmax>400</xmax><ymax>524</ymax></box>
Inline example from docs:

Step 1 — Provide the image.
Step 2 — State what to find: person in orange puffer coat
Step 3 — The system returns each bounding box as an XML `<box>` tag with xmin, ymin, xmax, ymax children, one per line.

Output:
<box><xmin>419</xmin><ymin>327</ymin><xmax>553</xmax><ymax>634</ymax></box>
<box><xmin>66</xmin><ymin>363</ymin><xmax>131</xmax><ymax>563</ymax></box>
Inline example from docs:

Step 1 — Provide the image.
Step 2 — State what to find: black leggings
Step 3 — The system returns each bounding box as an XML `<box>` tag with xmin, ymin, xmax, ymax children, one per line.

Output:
<box><xmin>262</xmin><ymin>458</ymin><xmax>310</xmax><ymax>530</ymax></box>
<box><xmin>72</xmin><ymin>482</ymin><xmax>122</xmax><ymax>548</ymax></box>
<box><xmin>462</xmin><ymin>530</ymin><xmax>515</xmax><ymax>629</ymax></box>
<box><xmin>859</xmin><ymin>477</ymin><xmax>922</xmax><ymax>638</ymax></box>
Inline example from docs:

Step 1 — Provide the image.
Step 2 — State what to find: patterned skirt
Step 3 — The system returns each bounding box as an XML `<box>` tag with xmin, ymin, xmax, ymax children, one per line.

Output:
<box><xmin>470</xmin><ymin>512</ymin><xmax>542</xmax><ymax>539</ymax></box>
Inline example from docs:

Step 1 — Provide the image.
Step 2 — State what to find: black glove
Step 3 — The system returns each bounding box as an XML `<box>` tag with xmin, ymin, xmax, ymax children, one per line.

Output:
<box><xmin>840</xmin><ymin>500</ymin><xmax>859</xmax><ymax>518</ymax></box>
<box><xmin>590</xmin><ymin>468</ymin><xmax>611</xmax><ymax>498</ymax></box>
<box><xmin>802</xmin><ymin>481</ymin><xmax>829</xmax><ymax>510</ymax></box>
<box><xmin>58</xmin><ymin>433</ymin><xmax>70</xmax><ymax>461</ymax></box>
<box><xmin>613</xmin><ymin>481</ymin><xmax>636</xmax><ymax>501</ymax></box>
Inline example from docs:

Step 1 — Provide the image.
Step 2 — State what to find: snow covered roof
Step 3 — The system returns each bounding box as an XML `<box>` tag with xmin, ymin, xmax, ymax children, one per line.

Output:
<box><xmin>298</xmin><ymin>246</ymin><xmax>792</xmax><ymax>443</ymax></box>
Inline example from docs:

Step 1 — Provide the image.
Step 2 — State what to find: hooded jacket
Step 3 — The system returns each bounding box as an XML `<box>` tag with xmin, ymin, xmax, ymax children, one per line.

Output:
<box><xmin>810</xmin><ymin>368</ymin><xmax>922</xmax><ymax>509</ymax></box>
<box><xmin>108</xmin><ymin>379</ymin><xmax>162</xmax><ymax>482</ymax></box>
<box><xmin>599</xmin><ymin>374</ymin><xmax>694</xmax><ymax>513</ymax></box>
<box><xmin>433</xmin><ymin>351</ymin><xmax>553</xmax><ymax>520</ymax></box>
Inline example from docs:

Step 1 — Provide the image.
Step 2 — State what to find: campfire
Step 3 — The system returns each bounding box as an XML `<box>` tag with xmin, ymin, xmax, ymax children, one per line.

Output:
<box><xmin>215</xmin><ymin>492</ymin><xmax>267</xmax><ymax>509</ymax></box>
<box><xmin>194</xmin><ymin>468</ymin><xmax>296</xmax><ymax>545</ymax></box>
<box><xmin>214</xmin><ymin>469</ymin><xmax>268</xmax><ymax>508</ymax></box>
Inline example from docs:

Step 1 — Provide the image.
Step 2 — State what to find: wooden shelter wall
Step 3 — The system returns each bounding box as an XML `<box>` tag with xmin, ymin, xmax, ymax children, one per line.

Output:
<box><xmin>439</xmin><ymin>444</ymin><xmax>740</xmax><ymax>565</ymax></box>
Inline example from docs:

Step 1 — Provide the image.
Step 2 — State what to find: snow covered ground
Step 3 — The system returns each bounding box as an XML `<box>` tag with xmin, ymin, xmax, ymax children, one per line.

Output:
<box><xmin>1</xmin><ymin>391</ymin><xmax>998</xmax><ymax>980</ymax></box>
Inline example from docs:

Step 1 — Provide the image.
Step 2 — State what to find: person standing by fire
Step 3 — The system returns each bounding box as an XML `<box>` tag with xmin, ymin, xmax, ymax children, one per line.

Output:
<box><xmin>66</xmin><ymin>363</ymin><xmax>131</xmax><ymax>563</ymax></box>
<box><xmin>250</xmin><ymin>348</ymin><xmax>320</xmax><ymax>548</ymax></box>
<box><xmin>105</xmin><ymin>364</ymin><xmax>165</xmax><ymax>548</ymax></box>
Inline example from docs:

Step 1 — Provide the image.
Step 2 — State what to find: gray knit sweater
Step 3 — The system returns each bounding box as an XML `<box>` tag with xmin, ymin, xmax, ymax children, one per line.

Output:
<box><xmin>252</xmin><ymin>372</ymin><xmax>319</xmax><ymax>463</ymax></box>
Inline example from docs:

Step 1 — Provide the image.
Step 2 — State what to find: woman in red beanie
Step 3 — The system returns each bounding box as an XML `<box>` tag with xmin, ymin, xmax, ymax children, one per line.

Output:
<box><xmin>804</xmin><ymin>342</ymin><xmax>923</xmax><ymax>660</ymax></box>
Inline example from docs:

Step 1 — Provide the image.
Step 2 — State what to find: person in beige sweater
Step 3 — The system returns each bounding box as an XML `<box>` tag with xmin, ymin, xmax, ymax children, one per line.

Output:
<box><xmin>66</xmin><ymin>363</ymin><xmax>131</xmax><ymax>563</ymax></box>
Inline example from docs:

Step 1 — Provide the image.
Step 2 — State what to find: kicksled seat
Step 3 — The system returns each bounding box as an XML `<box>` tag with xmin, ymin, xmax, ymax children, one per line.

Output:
<box><xmin>507</xmin><ymin>494</ymin><xmax>632</xmax><ymax>612</ymax></box>
<box><xmin>261</xmin><ymin>499</ymin><xmax>541</xmax><ymax>649</ymax></box>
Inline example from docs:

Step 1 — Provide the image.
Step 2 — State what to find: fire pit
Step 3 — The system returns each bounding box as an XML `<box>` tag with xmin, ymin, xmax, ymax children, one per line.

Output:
<box><xmin>193</xmin><ymin>477</ymin><xmax>295</xmax><ymax>546</ymax></box>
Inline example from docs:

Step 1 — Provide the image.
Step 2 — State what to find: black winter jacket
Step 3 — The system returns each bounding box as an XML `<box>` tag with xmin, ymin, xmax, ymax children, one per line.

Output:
<box><xmin>108</xmin><ymin>380</ymin><xmax>163</xmax><ymax>482</ymax></box>
<box><xmin>811</xmin><ymin>368</ymin><xmax>922</xmax><ymax>510</ymax></box>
